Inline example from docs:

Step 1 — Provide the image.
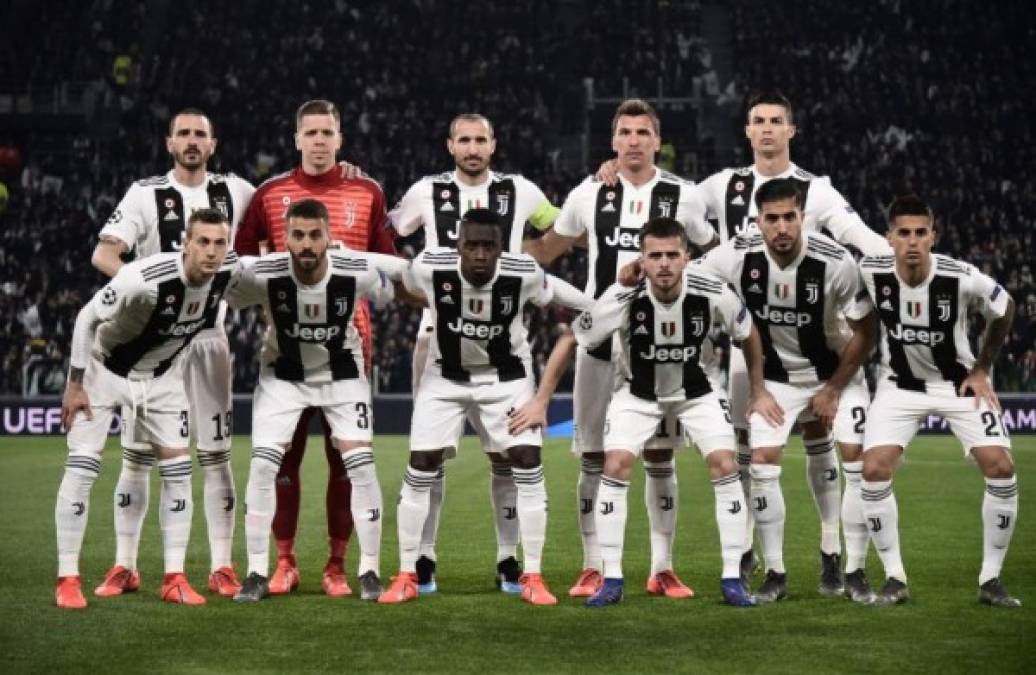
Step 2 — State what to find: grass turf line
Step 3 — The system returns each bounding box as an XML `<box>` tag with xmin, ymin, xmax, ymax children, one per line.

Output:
<box><xmin>1</xmin><ymin>435</ymin><xmax>1033</xmax><ymax>674</ymax></box>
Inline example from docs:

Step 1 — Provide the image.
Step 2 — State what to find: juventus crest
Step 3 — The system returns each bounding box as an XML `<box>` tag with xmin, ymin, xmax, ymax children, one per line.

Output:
<box><xmin>805</xmin><ymin>282</ymin><xmax>819</xmax><ymax>304</ymax></box>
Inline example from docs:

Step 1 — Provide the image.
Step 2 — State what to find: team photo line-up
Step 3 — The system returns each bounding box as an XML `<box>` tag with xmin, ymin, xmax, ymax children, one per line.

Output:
<box><xmin>53</xmin><ymin>92</ymin><xmax>1019</xmax><ymax>611</ymax></box>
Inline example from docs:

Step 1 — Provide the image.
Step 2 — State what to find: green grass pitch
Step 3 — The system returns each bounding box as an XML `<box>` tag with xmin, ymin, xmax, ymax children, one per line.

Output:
<box><xmin>2</xmin><ymin>434</ymin><xmax>1034</xmax><ymax>674</ymax></box>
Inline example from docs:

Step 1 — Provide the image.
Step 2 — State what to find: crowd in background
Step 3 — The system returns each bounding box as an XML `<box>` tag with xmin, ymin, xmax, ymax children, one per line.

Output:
<box><xmin>1</xmin><ymin>0</ymin><xmax>1033</xmax><ymax>395</ymax></box>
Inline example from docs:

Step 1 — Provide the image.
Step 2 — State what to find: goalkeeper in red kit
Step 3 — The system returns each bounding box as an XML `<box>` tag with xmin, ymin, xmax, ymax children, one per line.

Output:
<box><xmin>234</xmin><ymin>99</ymin><xmax>397</xmax><ymax>597</ymax></box>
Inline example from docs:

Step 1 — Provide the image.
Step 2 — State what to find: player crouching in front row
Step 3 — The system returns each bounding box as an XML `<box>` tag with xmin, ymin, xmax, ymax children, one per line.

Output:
<box><xmin>858</xmin><ymin>195</ymin><xmax>1020</xmax><ymax>607</ymax></box>
<box><xmin>56</xmin><ymin>209</ymin><xmax>238</xmax><ymax>608</ymax></box>
<box><xmin>571</xmin><ymin>217</ymin><xmax>782</xmax><ymax>607</ymax></box>
<box><xmin>378</xmin><ymin>208</ymin><xmax>593</xmax><ymax>606</ymax></box>
<box><xmin>228</xmin><ymin>199</ymin><xmax>413</xmax><ymax>603</ymax></box>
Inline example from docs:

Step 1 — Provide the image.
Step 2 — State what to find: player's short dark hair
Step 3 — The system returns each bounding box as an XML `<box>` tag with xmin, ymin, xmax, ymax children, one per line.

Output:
<box><xmin>168</xmin><ymin>108</ymin><xmax>215</xmax><ymax>137</ymax></box>
<box><xmin>185</xmin><ymin>207</ymin><xmax>229</xmax><ymax>238</ymax></box>
<box><xmin>887</xmin><ymin>194</ymin><xmax>936</xmax><ymax>231</ymax></box>
<box><xmin>461</xmin><ymin>207</ymin><xmax>500</xmax><ymax>228</ymax></box>
<box><xmin>612</xmin><ymin>98</ymin><xmax>660</xmax><ymax>136</ymax></box>
<box><xmin>746</xmin><ymin>90</ymin><xmax>794</xmax><ymax>124</ymax></box>
<box><xmin>449</xmin><ymin>113</ymin><xmax>494</xmax><ymax>139</ymax></box>
<box><xmin>640</xmin><ymin>217</ymin><xmax>688</xmax><ymax>250</ymax></box>
<box><xmin>755</xmin><ymin>178</ymin><xmax>803</xmax><ymax>210</ymax></box>
<box><xmin>295</xmin><ymin>99</ymin><xmax>341</xmax><ymax>129</ymax></box>
<box><xmin>286</xmin><ymin>198</ymin><xmax>330</xmax><ymax>223</ymax></box>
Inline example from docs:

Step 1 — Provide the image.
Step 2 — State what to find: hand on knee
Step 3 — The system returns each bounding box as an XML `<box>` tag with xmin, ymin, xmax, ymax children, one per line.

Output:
<box><xmin>603</xmin><ymin>451</ymin><xmax>635</xmax><ymax>481</ymax></box>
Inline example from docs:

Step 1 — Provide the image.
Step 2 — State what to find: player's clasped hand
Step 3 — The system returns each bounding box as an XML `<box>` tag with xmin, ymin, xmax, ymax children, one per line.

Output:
<box><xmin>809</xmin><ymin>385</ymin><xmax>840</xmax><ymax>431</ymax></box>
<box><xmin>508</xmin><ymin>398</ymin><xmax>547</xmax><ymax>435</ymax></box>
<box><xmin>594</xmin><ymin>158</ymin><xmax>620</xmax><ymax>186</ymax></box>
<box><xmin>616</xmin><ymin>258</ymin><xmax>643</xmax><ymax>287</ymax></box>
<box><xmin>749</xmin><ymin>387</ymin><xmax>785</xmax><ymax>428</ymax></box>
<box><xmin>959</xmin><ymin>368</ymin><xmax>1001</xmax><ymax>412</ymax></box>
<box><xmin>61</xmin><ymin>384</ymin><xmax>92</xmax><ymax>431</ymax></box>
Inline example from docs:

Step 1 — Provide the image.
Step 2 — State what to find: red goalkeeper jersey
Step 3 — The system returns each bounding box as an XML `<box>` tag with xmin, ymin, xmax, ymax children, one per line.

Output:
<box><xmin>235</xmin><ymin>167</ymin><xmax>398</xmax><ymax>370</ymax></box>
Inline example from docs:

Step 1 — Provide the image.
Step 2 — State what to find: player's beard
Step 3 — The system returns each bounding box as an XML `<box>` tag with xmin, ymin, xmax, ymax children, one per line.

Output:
<box><xmin>173</xmin><ymin>147</ymin><xmax>208</xmax><ymax>171</ymax></box>
<box><xmin>456</xmin><ymin>157</ymin><xmax>488</xmax><ymax>178</ymax></box>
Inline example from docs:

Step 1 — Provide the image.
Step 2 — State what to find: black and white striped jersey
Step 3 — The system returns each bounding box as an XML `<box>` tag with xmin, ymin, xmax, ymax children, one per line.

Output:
<box><xmin>404</xmin><ymin>248</ymin><xmax>584</xmax><ymax>384</ymax></box>
<box><xmin>75</xmin><ymin>251</ymin><xmax>238</xmax><ymax>378</ymax></box>
<box><xmin>573</xmin><ymin>269</ymin><xmax>752</xmax><ymax>402</ymax></box>
<box><xmin>694</xmin><ymin>163</ymin><xmax>889</xmax><ymax>255</ymax></box>
<box><xmin>859</xmin><ymin>253</ymin><xmax>1011</xmax><ymax>395</ymax></box>
<box><xmin>100</xmin><ymin>170</ymin><xmax>254</xmax><ymax>256</ymax></box>
<box><xmin>389</xmin><ymin>170</ymin><xmax>553</xmax><ymax>251</ymax></box>
<box><xmin>554</xmin><ymin>170</ymin><xmax>714</xmax><ymax>300</ymax></box>
<box><xmin>696</xmin><ymin>231</ymin><xmax>872</xmax><ymax>385</ymax></box>
<box><xmin>227</xmin><ymin>251</ymin><xmax>404</xmax><ymax>383</ymax></box>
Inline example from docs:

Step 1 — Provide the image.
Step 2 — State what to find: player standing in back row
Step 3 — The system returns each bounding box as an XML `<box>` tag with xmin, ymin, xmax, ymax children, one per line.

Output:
<box><xmin>234</xmin><ymin>99</ymin><xmax>398</xmax><ymax>598</ymax></box>
<box><xmin>389</xmin><ymin>113</ymin><xmax>560</xmax><ymax>594</ymax></box>
<box><xmin>857</xmin><ymin>195</ymin><xmax>1019</xmax><ymax>607</ymax></box>
<box><xmin>90</xmin><ymin>109</ymin><xmax>253</xmax><ymax>598</ymax></box>
<box><xmin>525</xmin><ymin>99</ymin><xmax>718</xmax><ymax>599</ymax></box>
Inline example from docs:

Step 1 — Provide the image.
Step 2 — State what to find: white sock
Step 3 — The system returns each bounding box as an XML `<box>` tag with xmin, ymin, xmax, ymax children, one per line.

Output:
<box><xmin>861</xmin><ymin>479</ymin><xmax>906</xmax><ymax>582</ymax></box>
<box><xmin>805</xmin><ymin>436</ymin><xmax>841</xmax><ymax>555</ymax></box>
<box><xmin>245</xmin><ymin>447</ymin><xmax>282</xmax><ymax>577</ymax></box>
<box><xmin>577</xmin><ymin>456</ymin><xmax>603</xmax><ymax>570</ymax></box>
<box><xmin>737</xmin><ymin>440</ymin><xmax>754</xmax><ymax>551</ymax></box>
<box><xmin>712</xmin><ymin>471</ymin><xmax>748</xmax><ymax>579</ymax></box>
<box><xmin>512</xmin><ymin>465</ymin><xmax>548</xmax><ymax>575</ymax></box>
<box><xmin>750</xmin><ymin>463</ymin><xmax>786</xmax><ymax>574</ymax></box>
<box><xmin>980</xmin><ymin>477</ymin><xmax>1018</xmax><ymax>584</ymax></box>
<box><xmin>341</xmin><ymin>447</ymin><xmax>382</xmax><ymax>576</ymax></box>
<box><xmin>114</xmin><ymin>448</ymin><xmax>153</xmax><ymax>571</ymax></box>
<box><xmin>199</xmin><ymin>449</ymin><xmax>235</xmax><ymax>571</ymax></box>
<box><xmin>596</xmin><ymin>476</ymin><xmax>629</xmax><ymax>579</ymax></box>
<box><xmin>56</xmin><ymin>451</ymin><xmax>102</xmax><ymax>577</ymax></box>
<box><xmin>158</xmin><ymin>457</ymin><xmax>194</xmax><ymax>574</ymax></box>
<box><xmin>841</xmin><ymin>461</ymin><xmax>868</xmax><ymax>572</ymax></box>
<box><xmin>490</xmin><ymin>463</ymin><xmax>520</xmax><ymax>562</ymax></box>
<box><xmin>399</xmin><ymin>467</ymin><xmax>438</xmax><ymax>572</ymax></box>
<box><xmin>644</xmin><ymin>459</ymin><xmax>677</xmax><ymax>575</ymax></box>
<box><xmin>418</xmin><ymin>466</ymin><xmax>445</xmax><ymax>560</ymax></box>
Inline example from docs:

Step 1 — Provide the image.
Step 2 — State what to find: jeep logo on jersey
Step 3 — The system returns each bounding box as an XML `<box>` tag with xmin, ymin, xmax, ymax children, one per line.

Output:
<box><xmin>775</xmin><ymin>283</ymin><xmax>790</xmax><ymax>300</ymax></box>
<box><xmin>446</xmin><ymin>317</ymin><xmax>505</xmax><ymax>339</ymax></box>
<box><xmin>906</xmin><ymin>301</ymin><xmax>922</xmax><ymax>319</ymax></box>
<box><xmin>660</xmin><ymin>321</ymin><xmax>676</xmax><ymax>337</ymax></box>
<box><xmin>159</xmin><ymin>318</ymin><xmax>206</xmax><ymax>337</ymax></box>
<box><xmin>754</xmin><ymin>306</ymin><xmax>813</xmax><ymax>327</ymax></box>
<box><xmin>937</xmin><ymin>297</ymin><xmax>952</xmax><ymax>322</ymax></box>
<box><xmin>805</xmin><ymin>282</ymin><xmax>819</xmax><ymax>304</ymax></box>
<box><xmin>284</xmin><ymin>323</ymin><xmax>342</xmax><ymax>341</ymax></box>
<box><xmin>603</xmin><ymin>227</ymin><xmax>641</xmax><ymax>250</ymax></box>
<box><xmin>496</xmin><ymin>194</ymin><xmax>509</xmax><ymax>215</ymax></box>
<box><xmin>639</xmin><ymin>344</ymin><xmax>698</xmax><ymax>362</ymax></box>
<box><xmin>888</xmin><ymin>324</ymin><xmax>946</xmax><ymax>346</ymax></box>
<box><xmin>444</xmin><ymin>219</ymin><xmax>461</xmax><ymax>240</ymax></box>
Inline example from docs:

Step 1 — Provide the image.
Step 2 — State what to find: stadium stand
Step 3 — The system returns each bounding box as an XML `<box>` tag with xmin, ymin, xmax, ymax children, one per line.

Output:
<box><xmin>0</xmin><ymin>0</ymin><xmax>1032</xmax><ymax>394</ymax></box>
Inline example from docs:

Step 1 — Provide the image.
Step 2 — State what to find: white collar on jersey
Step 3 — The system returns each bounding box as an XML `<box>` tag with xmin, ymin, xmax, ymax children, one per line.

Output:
<box><xmin>289</xmin><ymin>254</ymin><xmax>333</xmax><ymax>289</ymax></box>
<box><xmin>752</xmin><ymin>162</ymin><xmax>799</xmax><ymax>181</ymax></box>
<box><xmin>451</xmin><ymin>169</ymin><xmax>496</xmax><ymax>189</ymax></box>
<box><xmin>617</xmin><ymin>167</ymin><xmax>660</xmax><ymax>192</ymax></box>
<box><xmin>893</xmin><ymin>253</ymin><xmax>939</xmax><ymax>289</ymax></box>
<box><xmin>645</xmin><ymin>270</ymin><xmax>687</xmax><ymax>307</ymax></box>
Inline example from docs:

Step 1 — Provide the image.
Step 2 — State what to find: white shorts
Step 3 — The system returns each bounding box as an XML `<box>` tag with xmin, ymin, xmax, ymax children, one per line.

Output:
<box><xmin>184</xmin><ymin>331</ymin><xmax>233</xmax><ymax>451</ymax></box>
<box><xmin>727</xmin><ymin>345</ymin><xmax>749</xmax><ymax>433</ymax></box>
<box><xmin>603</xmin><ymin>387</ymin><xmax>736</xmax><ymax>457</ymax></box>
<box><xmin>572</xmin><ymin>347</ymin><xmax>682</xmax><ymax>455</ymax></box>
<box><xmin>68</xmin><ymin>359</ymin><xmax>189</xmax><ymax>454</ymax></box>
<box><xmin>410</xmin><ymin>368</ymin><xmax>541</xmax><ymax>454</ymax></box>
<box><xmin>252</xmin><ymin>373</ymin><xmax>373</xmax><ymax>448</ymax></box>
<box><xmin>749</xmin><ymin>375</ymin><xmax>870</xmax><ymax>448</ymax></box>
<box><xmin>863</xmin><ymin>381</ymin><xmax>1012</xmax><ymax>454</ymax></box>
